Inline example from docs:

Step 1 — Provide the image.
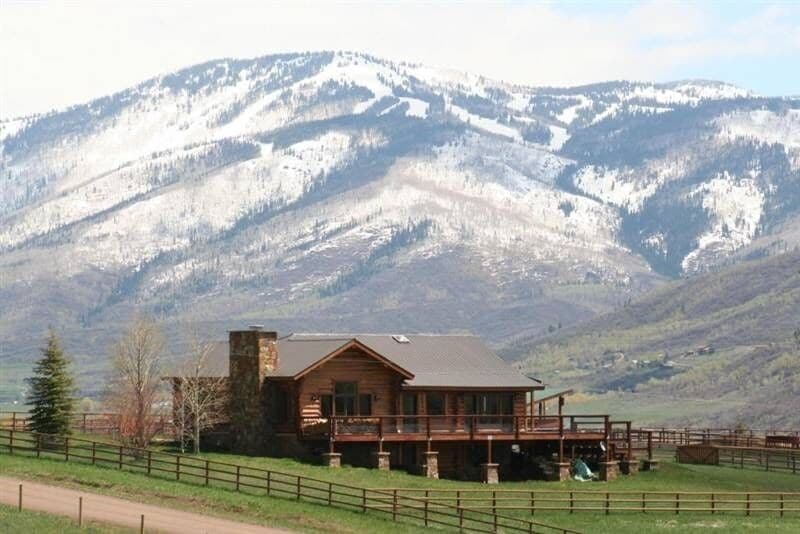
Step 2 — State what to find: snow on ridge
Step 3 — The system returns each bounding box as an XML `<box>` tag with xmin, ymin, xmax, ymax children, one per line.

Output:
<box><xmin>447</xmin><ymin>102</ymin><xmax>522</xmax><ymax>142</ymax></box>
<box><xmin>716</xmin><ymin>109</ymin><xmax>800</xmax><ymax>150</ymax></box>
<box><xmin>681</xmin><ymin>171</ymin><xmax>764</xmax><ymax>272</ymax></box>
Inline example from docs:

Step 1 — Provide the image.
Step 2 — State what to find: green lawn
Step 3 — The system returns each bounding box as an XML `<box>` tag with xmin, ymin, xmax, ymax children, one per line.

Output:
<box><xmin>0</xmin><ymin>503</ymin><xmax>131</xmax><ymax>533</ymax></box>
<box><xmin>1</xmin><ymin>443</ymin><xmax>799</xmax><ymax>534</ymax></box>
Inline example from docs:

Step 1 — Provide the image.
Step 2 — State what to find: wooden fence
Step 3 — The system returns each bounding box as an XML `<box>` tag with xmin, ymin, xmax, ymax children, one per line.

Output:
<box><xmin>0</xmin><ymin>429</ymin><xmax>578</xmax><ymax>534</ymax></box>
<box><xmin>640</xmin><ymin>427</ymin><xmax>800</xmax><ymax>448</ymax></box>
<box><xmin>373</xmin><ymin>487</ymin><xmax>800</xmax><ymax>516</ymax></box>
<box><xmin>716</xmin><ymin>445</ymin><xmax>800</xmax><ymax>475</ymax></box>
<box><xmin>0</xmin><ymin>411</ymin><xmax>172</xmax><ymax>437</ymax></box>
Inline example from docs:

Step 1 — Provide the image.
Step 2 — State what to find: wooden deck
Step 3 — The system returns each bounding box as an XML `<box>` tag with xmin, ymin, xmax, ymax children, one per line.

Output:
<box><xmin>300</xmin><ymin>414</ymin><xmax>613</xmax><ymax>443</ymax></box>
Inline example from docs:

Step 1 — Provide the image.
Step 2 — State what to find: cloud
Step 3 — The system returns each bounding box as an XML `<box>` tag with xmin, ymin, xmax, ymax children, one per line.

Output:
<box><xmin>1</xmin><ymin>0</ymin><xmax>798</xmax><ymax>118</ymax></box>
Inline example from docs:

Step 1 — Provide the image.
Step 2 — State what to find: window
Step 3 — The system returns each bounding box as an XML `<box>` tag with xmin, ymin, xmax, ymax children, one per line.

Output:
<box><xmin>320</xmin><ymin>394</ymin><xmax>333</xmax><ymax>417</ymax></box>
<box><xmin>426</xmin><ymin>392</ymin><xmax>444</xmax><ymax>416</ymax></box>
<box><xmin>359</xmin><ymin>394</ymin><xmax>372</xmax><ymax>416</ymax></box>
<box><xmin>334</xmin><ymin>382</ymin><xmax>357</xmax><ymax>416</ymax></box>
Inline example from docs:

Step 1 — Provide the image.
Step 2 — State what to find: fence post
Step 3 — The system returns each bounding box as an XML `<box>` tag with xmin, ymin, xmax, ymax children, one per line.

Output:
<box><xmin>176</xmin><ymin>455</ymin><xmax>180</xmax><ymax>481</ymax></box>
<box><xmin>605</xmin><ymin>492</ymin><xmax>610</xmax><ymax>515</ymax></box>
<box><xmin>146</xmin><ymin>450</ymin><xmax>152</xmax><ymax>475</ymax></box>
<box><xmin>235</xmin><ymin>465</ymin><xmax>240</xmax><ymax>492</ymax></box>
<box><xmin>65</xmin><ymin>436</ymin><xmax>70</xmax><ymax>461</ymax></box>
<box><xmin>392</xmin><ymin>488</ymin><xmax>397</xmax><ymax>520</ymax></box>
<box><xmin>205</xmin><ymin>460</ymin><xmax>209</xmax><ymax>486</ymax></box>
<box><xmin>328</xmin><ymin>482</ymin><xmax>333</xmax><ymax>506</ymax></box>
<box><xmin>492</xmin><ymin>490</ymin><xmax>497</xmax><ymax>516</ymax></box>
<box><xmin>78</xmin><ymin>496</ymin><xmax>83</xmax><ymax>526</ymax></box>
<box><xmin>91</xmin><ymin>441</ymin><xmax>96</xmax><ymax>465</ymax></box>
<box><xmin>9</xmin><ymin>429</ymin><xmax>13</xmax><ymax>454</ymax></box>
<box><xmin>361</xmin><ymin>487</ymin><xmax>366</xmax><ymax>512</ymax></box>
<box><xmin>82</xmin><ymin>413</ymin><xmax>87</xmax><ymax>434</ymax></box>
<box><xmin>424</xmin><ymin>495</ymin><xmax>429</xmax><ymax>527</ymax></box>
<box><xmin>642</xmin><ymin>492</ymin><xmax>646</xmax><ymax>513</ymax></box>
<box><xmin>18</xmin><ymin>483</ymin><xmax>22</xmax><ymax>511</ymax></box>
<box><xmin>297</xmin><ymin>476</ymin><xmax>302</xmax><ymax>501</ymax></box>
<box><xmin>675</xmin><ymin>493</ymin><xmax>680</xmax><ymax>515</ymax></box>
<box><xmin>140</xmin><ymin>513</ymin><xmax>145</xmax><ymax>534</ymax></box>
<box><xmin>118</xmin><ymin>445</ymin><xmax>123</xmax><ymax>470</ymax></box>
<box><xmin>266</xmin><ymin>470</ymin><xmax>271</xmax><ymax>495</ymax></box>
<box><xmin>711</xmin><ymin>493</ymin><xmax>715</xmax><ymax>514</ymax></box>
<box><xmin>530</xmin><ymin>490</ymin><xmax>535</xmax><ymax>516</ymax></box>
<box><xmin>459</xmin><ymin>505</ymin><xmax>464</xmax><ymax>533</ymax></box>
<box><xmin>11</xmin><ymin>412</ymin><xmax>16</xmax><ymax>431</ymax></box>
<box><xmin>746</xmin><ymin>493</ymin><xmax>751</xmax><ymax>516</ymax></box>
<box><xmin>569</xmin><ymin>491</ymin><xmax>574</xmax><ymax>514</ymax></box>
<box><xmin>780</xmin><ymin>494</ymin><xmax>784</xmax><ymax>518</ymax></box>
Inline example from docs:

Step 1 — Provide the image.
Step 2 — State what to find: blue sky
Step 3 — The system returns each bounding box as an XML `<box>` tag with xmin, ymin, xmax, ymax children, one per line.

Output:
<box><xmin>1</xmin><ymin>0</ymin><xmax>799</xmax><ymax>118</ymax></box>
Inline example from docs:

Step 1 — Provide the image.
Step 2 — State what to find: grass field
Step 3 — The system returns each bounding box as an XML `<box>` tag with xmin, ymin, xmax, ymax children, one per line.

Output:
<box><xmin>0</xmin><ymin>503</ymin><xmax>131</xmax><ymax>533</ymax></box>
<box><xmin>1</xmin><ymin>442</ymin><xmax>799</xmax><ymax>534</ymax></box>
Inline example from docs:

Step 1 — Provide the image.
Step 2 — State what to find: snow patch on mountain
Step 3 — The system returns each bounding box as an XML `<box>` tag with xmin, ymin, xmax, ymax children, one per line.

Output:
<box><xmin>716</xmin><ymin>109</ymin><xmax>800</xmax><ymax>149</ymax></box>
<box><xmin>682</xmin><ymin>172</ymin><xmax>765</xmax><ymax>272</ymax></box>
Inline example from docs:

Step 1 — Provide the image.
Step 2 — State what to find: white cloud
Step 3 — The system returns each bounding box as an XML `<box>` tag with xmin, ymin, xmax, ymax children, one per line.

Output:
<box><xmin>1</xmin><ymin>0</ymin><xmax>798</xmax><ymax>119</ymax></box>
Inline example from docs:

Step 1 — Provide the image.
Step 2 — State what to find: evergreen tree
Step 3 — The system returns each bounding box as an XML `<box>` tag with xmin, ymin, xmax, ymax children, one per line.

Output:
<box><xmin>26</xmin><ymin>331</ymin><xmax>75</xmax><ymax>435</ymax></box>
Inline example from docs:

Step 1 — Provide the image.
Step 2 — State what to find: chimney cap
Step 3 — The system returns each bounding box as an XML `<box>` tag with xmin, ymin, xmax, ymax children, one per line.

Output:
<box><xmin>248</xmin><ymin>324</ymin><xmax>264</xmax><ymax>331</ymax></box>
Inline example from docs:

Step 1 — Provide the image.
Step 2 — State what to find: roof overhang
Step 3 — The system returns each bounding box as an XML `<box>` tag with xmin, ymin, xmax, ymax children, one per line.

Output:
<box><xmin>534</xmin><ymin>388</ymin><xmax>575</xmax><ymax>403</ymax></box>
<box><xmin>292</xmin><ymin>339</ymin><xmax>415</xmax><ymax>380</ymax></box>
<box><xmin>401</xmin><ymin>385</ymin><xmax>543</xmax><ymax>392</ymax></box>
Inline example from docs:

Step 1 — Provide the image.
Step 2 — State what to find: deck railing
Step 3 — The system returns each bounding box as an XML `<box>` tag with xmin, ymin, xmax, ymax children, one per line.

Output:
<box><xmin>301</xmin><ymin>414</ymin><xmax>613</xmax><ymax>441</ymax></box>
<box><xmin>0</xmin><ymin>429</ymin><xmax>579</xmax><ymax>534</ymax></box>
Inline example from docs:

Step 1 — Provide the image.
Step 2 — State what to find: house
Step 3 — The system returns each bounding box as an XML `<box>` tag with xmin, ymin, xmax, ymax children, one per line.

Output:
<box><xmin>179</xmin><ymin>327</ymin><xmax>639</xmax><ymax>483</ymax></box>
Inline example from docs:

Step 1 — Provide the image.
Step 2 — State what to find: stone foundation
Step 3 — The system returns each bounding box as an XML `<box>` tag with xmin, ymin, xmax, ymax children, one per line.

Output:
<box><xmin>481</xmin><ymin>463</ymin><xmax>499</xmax><ymax>484</ymax></box>
<box><xmin>620</xmin><ymin>459</ymin><xmax>639</xmax><ymax>475</ymax></box>
<box><xmin>372</xmin><ymin>451</ymin><xmax>391</xmax><ymax>471</ymax></box>
<box><xmin>421</xmin><ymin>451</ymin><xmax>439</xmax><ymax>479</ymax></box>
<box><xmin>549</xmin><ymin>462</ymin><xmax>571</xmax><ymax>481</ymax></box>
<box><xmin>641</xmin><ymin>459</ymin><xmax>660</xmax><ymax>471</ymax></box>
<box><xmin>599</xmin><ymin>461</ymin><xmax>618</xmax><ymax>481</ymax></box>
<box><xmin>322</xmin><ymin>452</ymin><xmax>342</xmax><ymax>468</ymax></box>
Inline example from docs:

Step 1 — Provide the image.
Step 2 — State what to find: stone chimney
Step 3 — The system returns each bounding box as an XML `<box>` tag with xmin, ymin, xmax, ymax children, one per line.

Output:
<box><xmin>228</xmin><ymin>327</ymin><xmax>278</xmax><ymax>454</ymax></box>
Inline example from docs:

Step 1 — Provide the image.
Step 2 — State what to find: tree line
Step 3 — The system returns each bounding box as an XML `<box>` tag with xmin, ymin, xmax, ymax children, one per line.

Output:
<box><xmin>25</xmin><ymin>316</ymin><xmax>227</xmax><ymax>454</ymax></box>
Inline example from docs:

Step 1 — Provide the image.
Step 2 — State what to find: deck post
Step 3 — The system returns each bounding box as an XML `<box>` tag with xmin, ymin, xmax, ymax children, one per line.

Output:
<box><xmin>481</xmin><ymin>436</ymin><xmax>499</xmax><ymax>483</ymax></box>
<box><xmin>322</xmin><ymin>441</ymin><xmax>341</xmax><ymax>468</ymax></box>
<box><xmin>372</xmin><ymin>440</ymin><xmax>390</xmax><ymax>471</ymax></box>
<box><xmin>421</xmin><ymin>449</ymin><xmax>439</xmax><ymax>479</ymax></box>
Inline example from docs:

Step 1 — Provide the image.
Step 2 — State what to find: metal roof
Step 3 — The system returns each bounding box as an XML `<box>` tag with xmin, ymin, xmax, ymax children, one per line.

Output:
<box><xmin>171</xmin><ymin>333</ymin><xmax>540</xmax><ymax>390</ymax></box>
<box><xmin>278</xmin><ymin>333</ymin><xmax>540</xmax><ymax>389</ymax></box>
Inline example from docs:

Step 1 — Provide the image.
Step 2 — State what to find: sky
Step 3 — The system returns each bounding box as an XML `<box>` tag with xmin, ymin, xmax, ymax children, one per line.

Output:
<box><xmin>1</xmin><ymin>0</ymin><xmax>799</xmax><ymax>119</ymax></box>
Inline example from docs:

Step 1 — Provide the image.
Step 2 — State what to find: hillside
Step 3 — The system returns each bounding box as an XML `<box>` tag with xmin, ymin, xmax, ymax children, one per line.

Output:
<box><xmin>508</xmin><ymin>251</ymin><xmax>800</xmax><ymax>426</ymax></box>
<box><xmin>1</xmin><ymin>51</ymin><xmax>800</xmax><ymax>403</ymax></box>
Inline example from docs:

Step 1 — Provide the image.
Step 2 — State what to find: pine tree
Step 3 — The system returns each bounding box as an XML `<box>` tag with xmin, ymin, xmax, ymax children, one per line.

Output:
<box><xmin>26</xmin><ymin>331</ymin><xmax>75</xmax><ymax>435</ymax></box>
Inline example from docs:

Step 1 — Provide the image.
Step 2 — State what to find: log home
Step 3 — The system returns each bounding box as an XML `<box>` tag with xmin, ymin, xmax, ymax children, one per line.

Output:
<box><xmin>187</xmin><ymin>327</ymin><xmax>644</xmax><ymax>483</ymax></box>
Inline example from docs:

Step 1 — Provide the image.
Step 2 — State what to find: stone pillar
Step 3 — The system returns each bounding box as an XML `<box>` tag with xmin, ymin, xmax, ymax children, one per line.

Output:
<box><xmin>421</xmin><ymin>451</ymin><xmax>439</xmax><ymax>479</ymax></box>
<box><xmin>481</xmin><ymin>463</ymin><xmax>499</xmax><ymax>484</ymax></box>
<box><xmin>599</xmin><ymin>461</ymin><xmax>619</xmax><ymax>481</ymax></box>
<box><xmin>549</xmin><ymin>462</ymin><xmax>571</xmax><ymax>481</ymax></box>
<box><xmin>228</xmin><ymin>329</ymin><xmax>278</xmax><ymax>454</ymax></box>
<box><xmin>619</xmin><ymin>459</ymin><xmax>639</xmax><ymax>475</ymax></box>
<box><xmin>372</xmin><ymin>451</ymin><xmax>391</xmax><ymax>471</ymax></box>
<box><xmin>641</xmin><ymin>459</ymin><xmax>660</xmax><ymax>471</ymax></box>
<box><xmin>322</xmin><ymin>452</ymin><xmax>342</xmax><ymax>468</ymax></box>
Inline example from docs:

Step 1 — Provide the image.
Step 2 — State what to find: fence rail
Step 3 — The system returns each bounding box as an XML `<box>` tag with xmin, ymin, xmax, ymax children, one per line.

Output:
<box><xmin>640</xmin><ymin>427</ymin><xmax>800</xmax><ymax>448</ymax></box>
<box><xmin>716</xmin><ymin>446</ymin><xmax>800</xmax><ymax>475</ymax></box>
<box><xmin>371</xmin><ymin>487</ymin><xmax>800</xmax><ymax>517</ymax></box>
<box><xmin>0</xmin><ymin>429</ymin><xmax>578</xmax><ymax>534</ymax></box>
<box><xmin>0</xmin><ymin>411</ymin><xmax>172</xmax><ymax>437</ymax></box>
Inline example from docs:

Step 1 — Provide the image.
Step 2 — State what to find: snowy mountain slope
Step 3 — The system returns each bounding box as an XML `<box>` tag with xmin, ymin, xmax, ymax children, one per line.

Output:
<box><xmin>0</xmin><ymin>51</ymin><xmax>799</xmax><ymax>401</ymax></box>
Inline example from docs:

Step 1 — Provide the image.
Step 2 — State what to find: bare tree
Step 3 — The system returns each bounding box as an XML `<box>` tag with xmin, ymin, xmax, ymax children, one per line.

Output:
<box><xmin>107</xmin><ymin>315</ymin><xmax>166</xmax><ymax>449</ymax></box>
<box><xmin>173</xmin><ymin>326</ymin><xmax>228</xmax><ymax>454</ymax></box>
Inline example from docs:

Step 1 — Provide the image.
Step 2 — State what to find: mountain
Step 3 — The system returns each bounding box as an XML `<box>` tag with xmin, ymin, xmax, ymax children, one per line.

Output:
<box><xmin>506</xmin><ymin>250</ymin><xmax>800</xmax><ymax>426</ymax></box>
<box><xmin>1</xmin><ymin>51</ymin><xmax>799</xmax><ymax>407</ymax></box>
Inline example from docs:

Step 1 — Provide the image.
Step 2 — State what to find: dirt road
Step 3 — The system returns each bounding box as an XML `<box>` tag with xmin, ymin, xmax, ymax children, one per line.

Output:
<box><xmin>0</xmin><ymin>476</ymin><xmax>289</xmax><ymax>533</ymax></box>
